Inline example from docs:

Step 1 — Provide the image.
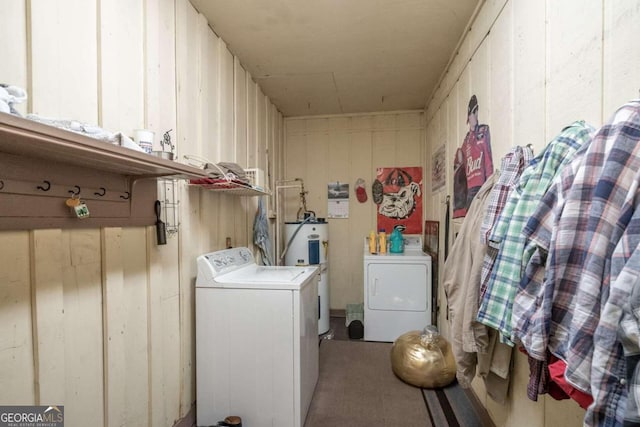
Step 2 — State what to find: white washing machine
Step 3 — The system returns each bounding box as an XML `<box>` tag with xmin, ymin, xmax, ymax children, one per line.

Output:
<box><xmin>363</xmin><ymin>235</ymin><xmax>432</xmax><ymax>342</ymax></box>
<box><xmin>195</xmin><ymin>247</ymin><xmax>319</xmax><ymax>427</ymax></box>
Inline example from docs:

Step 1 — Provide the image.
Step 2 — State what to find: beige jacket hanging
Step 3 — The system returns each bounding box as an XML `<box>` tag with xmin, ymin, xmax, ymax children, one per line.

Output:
<box><xmin>443</xmin><ymin>173</ymin><xmax>511</xmax><ymax>403</ymax></box>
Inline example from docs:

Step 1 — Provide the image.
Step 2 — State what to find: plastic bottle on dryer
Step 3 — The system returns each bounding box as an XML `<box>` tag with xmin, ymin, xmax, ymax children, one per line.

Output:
<box><xmin>378</xmin><ymin>229</ymin><xmax>387</xmax><ymax>254</ymax></box>
<box><xmin>369</xmin><ymin>230</ymin><xmax>377</xmax><ymax>254</ymax></box>
<box><xmin>390</xmin><ymin>228</ymin><xmax>404</xmax><ymax>253</ymax></box>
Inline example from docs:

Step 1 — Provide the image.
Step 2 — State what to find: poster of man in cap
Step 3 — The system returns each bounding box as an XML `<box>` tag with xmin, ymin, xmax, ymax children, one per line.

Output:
<box><xmin>452</xmin><ymin>94</ymin><xmax>493</xmax><ymax>218</ymax></box>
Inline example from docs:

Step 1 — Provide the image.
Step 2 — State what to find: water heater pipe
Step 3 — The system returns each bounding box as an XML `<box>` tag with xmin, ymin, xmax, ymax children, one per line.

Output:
<box><xmin>275</xmin><ymin>178</ymin><xmax>306</xmax><ymax>265</ymax></box>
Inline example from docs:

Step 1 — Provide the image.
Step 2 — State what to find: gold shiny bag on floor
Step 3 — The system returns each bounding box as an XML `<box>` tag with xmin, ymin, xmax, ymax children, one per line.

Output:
<box><xmin>390</xmin><ymin>325</ymin><xmax>456</xmax><ymax>388</ymax></box>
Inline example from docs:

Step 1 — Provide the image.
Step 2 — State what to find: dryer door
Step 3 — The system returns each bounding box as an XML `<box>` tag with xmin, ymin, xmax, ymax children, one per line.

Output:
<box><xmin>367</xmin><ymin>262</ymin><xmax>428</xmax><ymax>311</ymax></box>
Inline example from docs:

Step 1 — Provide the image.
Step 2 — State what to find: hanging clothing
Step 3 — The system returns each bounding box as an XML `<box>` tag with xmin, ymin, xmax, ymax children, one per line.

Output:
<box><xmin>514</xmin><ymin>138</ymin><xmax>591</xmax><ymax>360</ymax></box>
<box><xmin>477</xmin><ymin>121</ymin><xmax>594</xmax><ymax>345</ymax></box>
<box><xmin>619</xmin><ymin>257</ymin><xmax>640</xmax><ymax>426</ymax></box>
<box><xmin>513</xmin><ymin>138</ymin><xmax>592</xmax><ymax>402</ymax></box>
<box><xmin>445</xmin><ymin>174</ymin><xmax>495</xmax><ymax>385</ymax></box>
<box><xmin>559</xmin><ymin>100</ymin><xmax>640</xmax><ymax>426</ymax></box>
<box><xmin>443</xmin><ymin>173</ymin><xmax>511</xmax><ymax>403</ymax></box>
<box><xmin>480</xmin><ymin>145</ymin><xmax>534</xmax><ymax>245</ymax></box>
<box><xmin>253</xmin><ymin>197</ymin><xmax>273</xmax><ymax>266</ymax></box>
<box><xmin>513</xmin><ymin>100</ymin><xmax>640</xmax><ymax>426</ymax></box>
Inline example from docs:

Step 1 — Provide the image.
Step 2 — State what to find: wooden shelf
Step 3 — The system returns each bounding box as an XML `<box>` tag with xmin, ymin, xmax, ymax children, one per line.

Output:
<box><xmin>0</xmin><ymin>112</ymin><xmax>208</xmax><ymax>180</ymax></box>
<box><xmin>0</xmin><ymin>112</ymin><xmax>267</xmax><ymax>230</ymax></box>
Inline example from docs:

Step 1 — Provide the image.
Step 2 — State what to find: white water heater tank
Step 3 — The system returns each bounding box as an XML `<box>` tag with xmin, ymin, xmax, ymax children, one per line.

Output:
<box><xmin>284</xmin><ymin>220</ymin><xmax>330</xmax><ymax>335</ymax></box>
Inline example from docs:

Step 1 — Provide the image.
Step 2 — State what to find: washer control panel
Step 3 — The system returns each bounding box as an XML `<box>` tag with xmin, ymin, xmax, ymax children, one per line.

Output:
<box><xmin>197</xmin><ymin>247</ymin><xmax>255</xmax><ymax>283</ymax></box>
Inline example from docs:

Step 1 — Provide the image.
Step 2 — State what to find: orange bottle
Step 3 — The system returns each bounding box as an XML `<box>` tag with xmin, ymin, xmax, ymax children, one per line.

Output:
<box><xmin>379</xmin><ymin>229</ymin><xmax>387</xmax><ymax>254</ymax></box>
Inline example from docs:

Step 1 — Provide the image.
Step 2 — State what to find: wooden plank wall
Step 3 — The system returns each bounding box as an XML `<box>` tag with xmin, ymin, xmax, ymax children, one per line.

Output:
<box><xmin>283</xmin><ymin>112</ymin><xmax>426</xmax><ymax>311</ymax></box>
<box><xmin>0</xmin><ymin>1</ymin><xmax>283</xmax><ymax>426</ymax></box>
<box><xmin>423</xmin><ymin>0</ymin><xmax>640</xmax><ymax>426</ymax></box>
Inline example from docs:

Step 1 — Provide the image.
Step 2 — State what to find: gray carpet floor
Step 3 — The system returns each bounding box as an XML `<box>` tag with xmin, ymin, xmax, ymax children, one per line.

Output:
<box><xmin>304</xmin><ymin>339</ymin><xmax>430</xmax><ymax>427</ymax></box>
<box><xmin>307</xmin><ymin>317</ymin><xmax>495</xmax><ymax>427</ymax></box>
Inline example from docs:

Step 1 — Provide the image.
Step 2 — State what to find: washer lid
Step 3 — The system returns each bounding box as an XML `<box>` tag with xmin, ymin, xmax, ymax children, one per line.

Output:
<box><xmin>208</xmin><ymin>265</ymin><xmax>319</xmax><ymax>290</ymax></box>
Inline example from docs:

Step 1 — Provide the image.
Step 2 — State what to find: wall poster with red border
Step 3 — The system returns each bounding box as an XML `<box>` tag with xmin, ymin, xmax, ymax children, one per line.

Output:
<box><xmin>373</xmin><ymin>166</ymin><xmax>423</xmax><ymax>234</ymax></box>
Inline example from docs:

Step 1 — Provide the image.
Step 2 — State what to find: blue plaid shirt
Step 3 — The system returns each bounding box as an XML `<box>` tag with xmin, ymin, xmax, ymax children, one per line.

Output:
<box><xmin>561</xmin><ymin>101</ymin><xmax>640</xmax><ymax>426</ymax></box>
<box><xmin>514</xmin><ymin>139</ymin><xmax>592</xmax><ymax>361</ymax></box>
<box><xmin>476</xmin><ymin>121</ymin><xmax>594</xmax><ymax>344</ymax></box>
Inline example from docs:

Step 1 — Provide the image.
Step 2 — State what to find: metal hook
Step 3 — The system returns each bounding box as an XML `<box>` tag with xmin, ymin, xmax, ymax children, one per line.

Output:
<box><xmin>0</xmin><ymin>180</ymin><xmax>4</xmax><ymax>190</ymax></box>
<box><xmin>120</xmin><ymin>191</ymin><xmax>130</xmax><ymax>200</ymax></box>
<box><xmin>37</xmin><ymin>180</ymin><xmax>51</xmax><ymax>191</ymax></box>
<box><xmin>94</xmin><ymin>187</ymin><xmax>106</xmax><ymax>197</ymax></box>
<box><xmin>68</xmin><ymin>185</ymin><xmax>81</xmax><ymax>196</ymax></box>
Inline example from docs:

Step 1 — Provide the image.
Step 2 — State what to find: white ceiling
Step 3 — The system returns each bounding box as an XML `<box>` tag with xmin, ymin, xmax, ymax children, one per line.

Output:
<box><xmin>189</xmin><ymin>0</ymin><xmax>480</xmax><ymax>117</ymax></box>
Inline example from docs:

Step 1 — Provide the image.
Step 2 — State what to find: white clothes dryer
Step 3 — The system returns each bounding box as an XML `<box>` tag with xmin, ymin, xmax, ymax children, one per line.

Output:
<box><xmin>363</xmin><ymin>235</ymin><xmax>432</xmax><ymax>342</ymax></box>
<box><xmin>196</xmin><ymin>247</ymin><xmax>319</xmax><ymax>427</ymax></box>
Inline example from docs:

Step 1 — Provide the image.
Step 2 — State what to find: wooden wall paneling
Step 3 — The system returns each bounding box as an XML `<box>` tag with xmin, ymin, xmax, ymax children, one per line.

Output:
<box><xmin>205</xmin><ymin>32</ymin><xmax>222</xmax><ymax>163</ymax></box>
<box><xmin>264</xmin><ymin>95</ymin><xmax>274</xmax><ymax>214</ymax></box>
<box><xmin>98</xmin><ymin>5</ymin><xmax>150</xmax><ymax>422</ymax></box>
<box><xmin>258</xmin><ymin>89</ymin><xmax>268</xmax><ymax>180</ymax></box>
<box><xmin>511</xmin><ymin>345</ymin><xmax>544</xmax><ymax>425</ymax></box>
<box><xmin>0</xmin><ymin>232</ymin><xmax>34</xmax><ymax>404</ymax></box>
<box><xmin>245</xmin><ymin>78</ymin><xmax>259</xmax><ymax>249</ymax></box>
<box><xmin>276</xmin><ymin>109</ymin><xmax>285</xmax><ymax>191</ymax></box>
<box><xmin>102</xmin><ymin>228</ymin><xmax>126</xmax><ymax>427</ymax></box>
<box><xmin>201</xmin><ymin>30</ymin><xmax>223</xmax><ymax>250</ymax></box>
<box><xmin>423</xmin><ymin>124</ymin><xmax>436</xmax><ymax>221</ymax></box>
<box><xmin>453</xmin><ymin>70</ymin><xmax>470</xmax><ymax>163</ymax></box>
<box><xmin>395</xmin><ymin>118</ymin><xmax>422</xmax><ymax>166</ymax></box>
<box><xmin>488</xmin><ymin>1</ymin><xmax>514</xmax><ymax>162</ymax></box>
<box><xmin>305</xmin><ymin>126</ymin><xmax>329</xmax><ymax>220</ymax></box>
<box><xmin>61</xmin><ymin>230</ymin><xmax>105</xmax><ymax>424</ymax></box>
<box><xmin>247</xmin><ymin>78</ymin><xmax>258</xmax><ymax>168</ymax></box>
<box><xmin>196</xmin><ymin>13</ymin><xmax>214</xmax><ymax>252</ymax></box>
<box><xmin>175</xmin><ymin>0</ymin><xmax>200</xmax><ymax>414</ymax></box>
<box><xmin>216</xmin><ymin>43</ymin><xmax>236</xmax><ymax>248</ymax></box>
<box><xmin>267</xmin><ymin>103</ymin><xmax>279</xmax><ymax>259</ymax></box>
<box><xmin>432</xmin><ymin>102</ymin><xmax>448</xmax><ymax>336</ymax></box>
<box><xmin>233</xmin><ymin>59</ymin><xmax>249</xmax><ymax>248</ymax></box>
<box><xmin>98</xmin><ymin>0</ymin><xmax>144</xmax><ymax>136</ymax></box>
<box><xmin>371</xmin><ymin>119</ymin><xmax>396</xmax><ymax>169</ymax></box>
<box><xmin>121</xmin><ymin>228</ymin><xmax>150</xmax><ymax>425</ymax></box>
<box><xmin>275</xmin><ymin>107</ymin><xmax>285</xmax><ymax>189</ymax></box>
<box><xmin>469</xmin><ymin>40</ymin><xmax>491</xmax><ymax>132</ymax></box>
<box><xmin>29</xmin><ymin>0</ymin><xmax>98</xmax><ymax>121</ymax></box>
<box><xmin>546</xmin><ymin>0</ymin><xmax>603</xmax><ymax>135</ymax></box>
<box><xmin>544</xmin><ymin>393</ymin><xmax>585</xmax><ymax>426</ymax></box>
<box><xmin>234</xmin><ymin>58</ymin><xmax>248</xmax><ymax>165</ymax></box>
<box><xmin>283</xmin><ymin>126</ymin><xmax>306</xmax><ymax>223</ymax></box>
<box><xmin>144</xmin><ymin>0</ymin><xmax>177</xmax><ymax>140</ymax></box>
<box><xmin>327</xmin><ymin>126</ymin><xmax>351</xmax><ymax>309</ymax></box>
<box><xmin>144</xmin><ymin>0</ymin><xmax>181</xmax><ymax>424</ymax></box>
<box><xmin>31</xmin><ymin>230</ymin><xmax>65</xmax><ymax>408</ymax></box>
<box><xmin>219</xmin><ymin>44</ymin><xmax>234</xmax><ymax>162</ymax></box>
<box><xmin>513</xmin><ymin>0</ymin><xmax>546</xmax><ymax>153</ymax></box>
<box><xmin>349</xmin><ymin>128</ymin><xmax>373</xmax><ymax>304</ymax></box>
<box><xmin>445</xmin><ymin>87</ymin><xmax>461</xmax><ymax>318</ymax></box>
<box><xmin>603</xmin><ymin>0</ymin><xmax>640</xmax><ymax>119</ymax></box>
<box><xmin>426</xmin><ymin>0</ymin><xmax>508</xmax><ymax>124</ymax></box>
<box><xmin>1</xmin><ymin>0</ymin><xmax>27</xmax><ymax>115</ymax></box>
<box><xmin>147</xmin><ymin>230</ymin><xmax>181</xmax><ymax>427</ymax></box>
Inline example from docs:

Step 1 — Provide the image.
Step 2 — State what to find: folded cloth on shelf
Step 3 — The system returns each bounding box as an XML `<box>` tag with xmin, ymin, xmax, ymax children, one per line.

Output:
<box><xmin>26</xmin><ymin>113</ymin><xmax>117</xmax><ymax>143</ymax></box>
<box><xmin>0</xmin><ymin>84</ymin><xmax>27</xmax><ymax>116</ymax></box>
<box><xmin>204</xmin><ymin>162</ymin><xmax>248</xmax><ymax>183</ymax></box>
